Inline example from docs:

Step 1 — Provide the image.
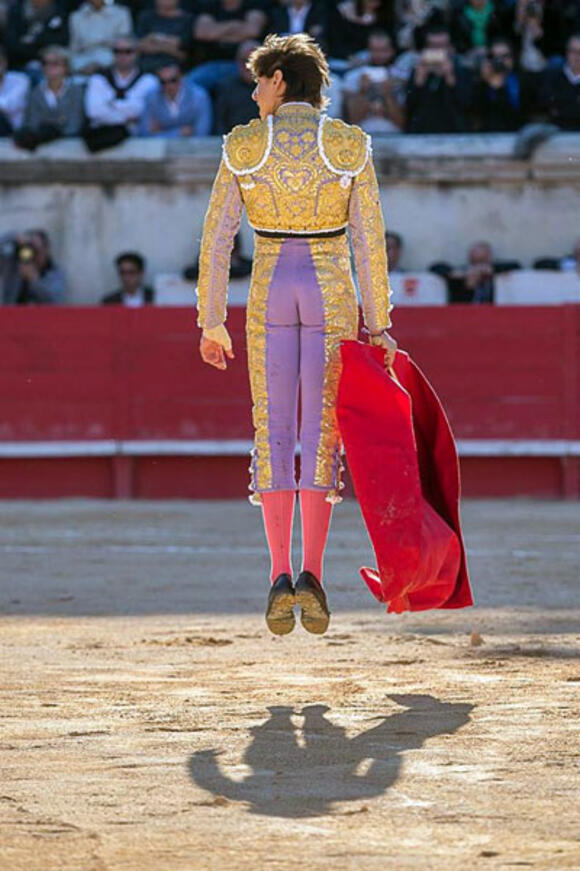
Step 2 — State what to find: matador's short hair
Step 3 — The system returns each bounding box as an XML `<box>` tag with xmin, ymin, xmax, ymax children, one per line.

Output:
<box><xmin>247</xmin><ymin>33</ymin><xmax>330</xmax><ymax>109</ymax></box>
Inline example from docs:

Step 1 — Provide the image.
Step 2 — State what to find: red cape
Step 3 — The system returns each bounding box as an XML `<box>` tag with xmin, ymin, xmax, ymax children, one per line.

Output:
<box><xmin>336</xmin><ymin>340</ymin><xmax>473</xmax><ymax>613</ymax></box>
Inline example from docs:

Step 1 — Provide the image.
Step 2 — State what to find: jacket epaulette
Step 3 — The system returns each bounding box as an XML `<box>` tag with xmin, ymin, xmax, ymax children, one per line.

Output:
<box><xmin>319</xmin><ymin>117</ymin><xmax>371</xmax><ymax>177</ymax></box>
<box><xmin>222</xmin><ymin>116</ymin><xmax>273</xmax><ymax>176</ymax></box>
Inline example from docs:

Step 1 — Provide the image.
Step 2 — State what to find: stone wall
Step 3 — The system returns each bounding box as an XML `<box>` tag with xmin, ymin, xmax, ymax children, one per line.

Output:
<box><xmin>0</xmin><ymin>132</ymin><xmax>578</xmax><ymax>304</ymax></box>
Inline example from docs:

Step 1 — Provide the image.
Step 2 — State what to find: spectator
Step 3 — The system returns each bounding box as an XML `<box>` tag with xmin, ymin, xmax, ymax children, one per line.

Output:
<box><xmin>213</xmin><ymin>39</ymin><xmax>258</xmax><ymax>134</ymax></box>
<box><xmin>395</xmin><ymin>0</ymin><xmax>447</xmax><ymax>52</ymax></box>
<box><xmin>14</xmin><ymin>46</ymin><xmax>85</xmax><ymax>150</ymax></box>
<box><xmin>5</xmin><ymin>0</ymin><xmax>69</xmax><ymax>74</ymax></box>
<box><xmin>69</xmin><ymin>0</ymin><xmax>133</xmax><ymax>76</ymax></box>
<box><xmin>343</xmin><ymin>30</ymin><xmax>405</xmax><ymax>132</ymax></box>
<box><xmin>269</xmin><ymin>0</ymin><xmax>328</xmax><ymax>42</ymax></box>
<box><xmin>0</xmin><ymin>44</ymin><xmax>30</xmax><ymax>134</ymax></box>
<box><xmin>0</xmin><ymin>229</ymin><xmax>67</xmax><ymax>305</ymax></box>
<box><xmin>84</xmin><ymin>36</ymin><xmax>157</xmax><ymax>151</ymax></box>
<box><xmin>430</xmin><ymin>241</ymin><xmax>521</xmax><ymax>304</ymax></box>
<box><xmin>534</xmin><ymin>238</ymin><xmax>580</xmax><ymax>273</ymax></box>
<box><xmin>386</xmin><ymin>231</ymin><xmax>404</xmax><ymax>273</ymax></box>
<box><xmin>136</xmin><ymin>0</ymin><xmax>193</xmax><ymax>74</ymax></box>
<box><xmin>140</xmin><ymin>62</ymin><xmax>212</xmax><ymax>136</ymax></box>
<box><xmin>101</xmin><ymin>252</ymin><xmax>155</xmax><ymax>305</ymax></box>
<box><xmin>329</xmin><ymin>0</ymin><xmax>395</xmax><ymax>61</ymax></box>
<box><xmin>474</xmin><ymin>37</ymin><xmax>533</xmax><ymax>130</ymax></box>
<box><xmin>514</xmin><ymin>0</ymin><xmax>567</xmax><ymax>73</ymax></box>
<box><xmin>449</xmin><ymin>0</ymin><xmax>512</xmax><ymax>58</ymax></box>
<box><xmin>405</xmin><ymin>25</ymin><xmax>473</xmax><ymax>133</ymax></box>
<box><xmin>189</xmin><ymin>0</ymin><xmax>267</xmax><ymax>92</ymax></box>
<box><xmin>538</xmin><ymin>33</ymin><xmax>580</xmax><ymax>131</ymax></box>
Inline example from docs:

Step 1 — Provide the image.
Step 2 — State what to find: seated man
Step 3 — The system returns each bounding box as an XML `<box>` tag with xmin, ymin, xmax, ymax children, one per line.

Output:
<box><xmin>0</xmin><ymin>44</ymin><xmax>30</xmax><ymax>135</ymax></box>
<box><xmin>405</xmin><ymin>24</ymin><xmax>473</xmax><ymax>133</ymax></box>
<box><xmin>0</xmin><ymin>229</ymin><xmax>67</xmax><ymax>305</ymax></box>
<box><xmin>69</xmin><ymin>0</ymin><xmax>133</xmax><ymax>76</ymax></box>
<box><xmin>101</xmin><ymin>251</ymin><xmax>155</xmax><ymax>305</ymax></box>
<box><xmin>84</xmin><ymin>36</ymin><xmax>157</xmax><ymax>151</ymax></box>
<box><xmin>473</xmin><ymin>37</ymin><xmax>533</xmax><ymax>131</ymax></box>
<box><xmin>188</xmin><ymin>0</ymin><xmax>267</xmax><ymax>92</ymax></box>
<box><xmin>343</xmin><ymin>30</ymin><xmax>405</xmax><ymax>133</ymax></box>
<box><xmin>136</xmin><ymin>0</ymin><xmax>193</xmax><ymax>74</ymax></box>
<box><xmin>14</xmin><ymin>46</ymin><xmax>85</xmax><ymax>150</ymax></box>
<box><xmin>538</xmin><ymin>33</ymin><xmax>580</xmax><ymax>131</ymax></box>
<box><xmin>213</xmin><ymin>39</ymin><xmax>258</xmax><ymax>134</ymax></box>
<box><xmin>430</xmin><ymin>241</ymin><xmax>521</xmax><ymax>304</ymax></box>
<box><xmin>140</xmin><ymin>62</ymin><xmax>212</xmax><ymax>136</ymax></box>
<box><xmin>268</xmin><ymin>0</ymin><xmax>327</xmax><ymax>41</ymax></box>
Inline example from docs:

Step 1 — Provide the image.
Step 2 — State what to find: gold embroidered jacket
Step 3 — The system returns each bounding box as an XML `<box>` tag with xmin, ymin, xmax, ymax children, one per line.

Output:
<box><xmin>196</xmin><ymin>102</ymin><xmax>393</xmax><ymax>333</ymax></box>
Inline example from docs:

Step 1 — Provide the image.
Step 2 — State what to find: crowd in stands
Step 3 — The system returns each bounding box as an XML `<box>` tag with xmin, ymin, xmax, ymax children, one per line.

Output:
<box><xmin>0</xmin><ymin>0</ymin><xmax>579</xmax><ymax>148</ymax></box>
<box><xmin>2</xmin><ymin>226</ymin><xmax>579</xmax><ymax>306</ymax></box>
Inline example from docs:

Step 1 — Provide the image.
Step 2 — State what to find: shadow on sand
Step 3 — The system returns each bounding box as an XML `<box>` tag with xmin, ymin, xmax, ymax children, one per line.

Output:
<box><xmin>189</xmin><ymin>693</ymin><xmax>474</xmax><ymax>817</ymax></box>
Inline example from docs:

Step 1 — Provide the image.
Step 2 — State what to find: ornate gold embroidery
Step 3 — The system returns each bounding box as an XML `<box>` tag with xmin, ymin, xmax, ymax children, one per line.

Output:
<box><xmin>348</xmin><ymin>158</ymin><xmax>393</xmax><ymax>333</ymax></box>
<box><xmin>240</xmin><ymin>106</ymin><xmax>354</xmax><ymax>234</ymax></box>
<box><xmin>320</xmin><ymin>117</ymin><xmax>369</xmax><ymax>175</ymax></box>
<box><xmin>245</xmin><ymin>236</ymin><xmax>282</xmax><ymax>500</ymax></box>
<box><xmin>308</xmin><ymin>236</ymin><xmax>359</xmax><ymax>496</ymax></box>
<box><xmin>196</xmin><ymin>158</ymin><xmax>243</xmax><ymax>329</ymax></box>
<box><xmin>223</xmin><ymin>117</ymin><xmax>271</xmax><ymax>174</ymax></box>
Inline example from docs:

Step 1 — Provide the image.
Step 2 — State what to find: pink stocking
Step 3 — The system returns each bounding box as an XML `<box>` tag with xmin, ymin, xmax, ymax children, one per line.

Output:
<box><xmin>299</xmin><ymin>489</ymin><xmax>333</xmax><ymax>584</ymax></box>
<box><xmin>260</xmin><ymin>490</ymin><xmax>296</xmax><ymax>583</ymax></box>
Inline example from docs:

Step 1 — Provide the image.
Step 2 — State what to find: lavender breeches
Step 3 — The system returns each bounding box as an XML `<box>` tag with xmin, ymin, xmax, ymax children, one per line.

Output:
<box><xmin>245</xmin><ymin>235</ymin><xmax>359</xmax><ymax>504</ymax></box>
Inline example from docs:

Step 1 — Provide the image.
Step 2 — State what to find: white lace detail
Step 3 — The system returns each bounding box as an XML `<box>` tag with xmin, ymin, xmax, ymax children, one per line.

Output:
<box><xmin>222</xmin><ymin>114</ymin><xmax>274</xmax><ymax>177</ymax></box>
<box><xmin>317</xmin><ymin>115</ymin><xmax>372</xmax><ymax>179</ymax></box>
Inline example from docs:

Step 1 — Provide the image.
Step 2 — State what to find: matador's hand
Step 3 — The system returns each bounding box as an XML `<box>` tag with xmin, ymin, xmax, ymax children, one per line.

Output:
<box><xmin>200</xmin><ymin>324</ymin><xmax>234</xmax><ymax>371</ymax></box>
<box><xmin>369</xmin><ymin>329</ymin><xmax>397</xmax><ymax>368</ymax></box>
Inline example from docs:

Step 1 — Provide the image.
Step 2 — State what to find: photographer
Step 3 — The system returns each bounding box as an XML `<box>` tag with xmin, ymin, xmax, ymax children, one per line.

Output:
<box><xmin>429</xmin><ymin>241</ymin><xmax>521</xmax><ymax>304</ymax></box>
<box><xmin>405</xmin><ymin>25</ymin><xmax>473</xmax><ymax>133</ymax></box>
<box><xmin>474</xmin><ymin>37</ymin><xmax>532</xmax><ymax>131</ymax></box>
<box><xmin>343</xmin><ymin>30</ymin><xmax>405</xmax><ymax>132</ymax></box>
<box><xmin>0</xmin><ymin>230</ymin><xmax>67</xmax><ymax>305</ymax></box>
<box><xmin>513</xmin><ymin>0</ymin><xmax>566</xmax><ymax>73</ymax></box>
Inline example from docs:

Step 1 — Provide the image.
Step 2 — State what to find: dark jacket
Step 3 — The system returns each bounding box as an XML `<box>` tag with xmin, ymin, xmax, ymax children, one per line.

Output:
<box><xmin>474</xmin><ymin>71</ymin><xmax>533</xmax><ymax>132</ymax></box>
<box><xmin>539</xmin><ymin>67</ymin><xmax>580</xmax><ymax>131</ymax></box>
<box><xmin>101</xmin><ymin>286</ymin><xmax>155</xmax><ymax>305</ymax></box>
<box><xmin>429</xmin><ymin>259</ymin><xmax>521</xmax><ymax>304</ymax></box>
<box><xmin>5</xmin><ymin>0</ymin><xmax>69</xmax><ymax>68</ymax></box>
<box><xmin>406</xmin><ymin>60</ymin><xmax>473</xmax><ymax>133</ymax></box>
<box><xmin>269</xmin><ymin>2</ymin><xmax>328</xmax><ymax>41</ymax></box>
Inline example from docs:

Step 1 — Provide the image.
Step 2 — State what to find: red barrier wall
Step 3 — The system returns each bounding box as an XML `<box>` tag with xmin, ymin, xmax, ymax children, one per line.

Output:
<box><xmin>0</xmin><ymin>305</ymin><xmax>578</xmax><ymax>499</ymax></box>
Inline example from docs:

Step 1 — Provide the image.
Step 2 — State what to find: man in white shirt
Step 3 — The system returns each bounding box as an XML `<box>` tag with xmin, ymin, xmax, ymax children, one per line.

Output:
<box><xmin>85</xmin><ymin>36</ymin><xmax>157</xmax><ymax>136</ymax></box>
<box><xmin>0</xmin><ymin>44</ymin><xmax>29</xmax><ymax>133</ymax></box>
<box><xmin>70</xmin><ymin>0</ymin><xmax>133</xmax><ymax>75</ymax></box>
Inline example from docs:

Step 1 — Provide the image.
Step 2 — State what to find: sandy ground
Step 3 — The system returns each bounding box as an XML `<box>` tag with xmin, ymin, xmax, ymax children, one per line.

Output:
<box><xmin>0</xmin><ymin>498</ymin><xmax>579</xmax><ymax>871</ymax></box>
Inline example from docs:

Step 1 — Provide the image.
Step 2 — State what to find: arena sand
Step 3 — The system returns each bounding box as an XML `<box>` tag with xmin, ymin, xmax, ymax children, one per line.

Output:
<box><xmin>0</xmin><ymin>498</ymin><xmax>578</xmax><ymax>870</ymax></box>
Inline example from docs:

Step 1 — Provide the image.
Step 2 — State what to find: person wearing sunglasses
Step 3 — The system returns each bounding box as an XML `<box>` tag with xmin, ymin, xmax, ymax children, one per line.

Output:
<box><xmin>140</xmin><ymin>62</ymin><xmax>212</xmax><ymax>137</ymax></box>
<box><xmin>14</xmin><ymin>45</ymin><xmax>85</xmax><ymax>150</ymax></box>
<box><xmin>84</xmin><ymin>36</ymin><xmax>157</xmax><ymax>151</ymax></box>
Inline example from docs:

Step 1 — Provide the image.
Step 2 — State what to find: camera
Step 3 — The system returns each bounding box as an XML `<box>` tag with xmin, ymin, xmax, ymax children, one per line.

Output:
<box><xmin>17</xmin><ymin>243</ymin><xmax>36</xmax><ymax>264</ymax></box>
